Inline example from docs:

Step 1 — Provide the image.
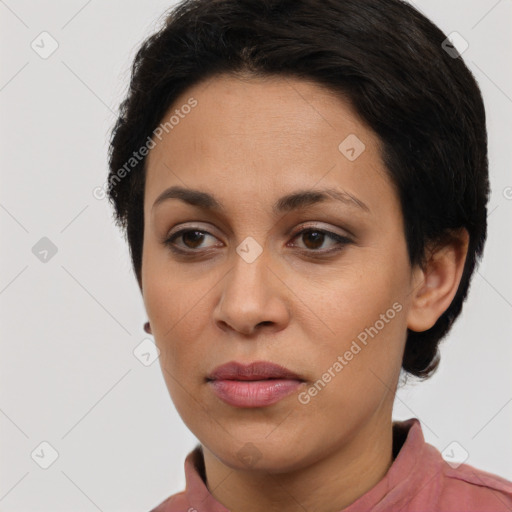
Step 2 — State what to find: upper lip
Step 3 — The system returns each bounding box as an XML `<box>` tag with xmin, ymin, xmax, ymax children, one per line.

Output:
<box><xmin>207</xmin><ymin>361</ymin><xmax>304</xmax><ymax>381</ymax></box>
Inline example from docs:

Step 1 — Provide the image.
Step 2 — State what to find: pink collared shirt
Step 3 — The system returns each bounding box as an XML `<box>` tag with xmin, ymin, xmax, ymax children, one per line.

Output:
<box><xmin>149</xmin><ymin>418</ymin><xmax>512</xmax><ymax>511</ymax></box>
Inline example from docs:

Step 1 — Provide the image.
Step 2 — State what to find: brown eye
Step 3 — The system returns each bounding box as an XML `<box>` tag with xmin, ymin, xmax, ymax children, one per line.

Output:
<box><xmin>180</xmin><ymin>230</ymin><xmax>206</xmax><ymax>249</ymax></box>
<box><xmin>163</xmin><ymin>226</ymin><xmax>352</xmax><ymax>257</ymax></box>
<box><xmin>164</xmin><ymin>229</ymin><xmax>219</xmax><ymax>252</ymax></box>
<box><xmin>289</xmin><ymin>228</ymin><xmax>352</xmax><ymax>254</ymax></box>
<box><xmin>301</xmin><ymin>230</ymin><xmax>325</xmax><ymax>250</ymax></box>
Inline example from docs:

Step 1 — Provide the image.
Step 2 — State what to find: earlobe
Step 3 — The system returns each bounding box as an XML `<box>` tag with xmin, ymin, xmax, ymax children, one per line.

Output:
<box><xmin>407</xmin><ymin>229</ymin><xmax>469</xmax><ymax>332</ymax></box>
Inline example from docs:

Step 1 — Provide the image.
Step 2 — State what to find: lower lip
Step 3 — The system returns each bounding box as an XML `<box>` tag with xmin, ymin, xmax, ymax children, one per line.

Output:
<box><xmin>208</xmin><ymin>379</ymin><xmax>304</xmax><ymax>407</ymax></box>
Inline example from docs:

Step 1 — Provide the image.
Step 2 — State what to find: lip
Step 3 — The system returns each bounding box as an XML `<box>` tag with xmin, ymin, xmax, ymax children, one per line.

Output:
<box><xmin>207</xmin><ymin>360</ymin><xmax>304</xmax><ymax>381</ymax></box>
<box><xmin>206</xmin><ymin>360</ymin><xmax>306</xmax><ymax>408</ymax></box>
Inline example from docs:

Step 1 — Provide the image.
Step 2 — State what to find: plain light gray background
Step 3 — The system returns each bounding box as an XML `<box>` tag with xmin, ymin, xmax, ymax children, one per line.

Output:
<box><xmin>1</xmin><ymin>0</ymin><xmax>511</xmax><ymax>510</ymax></box>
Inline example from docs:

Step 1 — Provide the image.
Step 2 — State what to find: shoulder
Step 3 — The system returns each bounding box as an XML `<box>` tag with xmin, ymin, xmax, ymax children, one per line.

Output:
<box><xmin>437</xmin><ymin>458</ymin><xmax>512</xmax><ymax>511</ymax></box>
<box><xmin>397</xmin><ymin>422</ymin><xmax>512</xmax><ymax>512</ymax></box>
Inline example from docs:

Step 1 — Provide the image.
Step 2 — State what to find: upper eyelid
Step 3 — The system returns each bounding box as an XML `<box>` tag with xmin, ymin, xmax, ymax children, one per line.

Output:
<box><xmin>166</xmin><ymin>222</ymin><xmax>350</xmax><ymax>239</ymax></box>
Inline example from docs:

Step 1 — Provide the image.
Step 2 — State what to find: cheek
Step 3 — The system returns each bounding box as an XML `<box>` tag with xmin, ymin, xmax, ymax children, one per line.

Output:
<box><xmin>142</xmin><ymin>241</ymin><xmax>192</xmax><ymax>332</ymax></box>
<box><xmin>141</xmin><ymin>251</ymin><xmax>213</xmax><ymax>378</ymax></box>
<box><xmin>299</xmin><ymin>244</ymin><xmax>409</xmax><ymax>394</ymax></box>
<box><xmin>306</xmin><ymin>246</ymin><xmax>409</xmax><ymax>340</ymax></box>
<box><xmin>297</xmin><ymin>292</ymin><xmax>406</xmax><ymax>425</ymax></box>
<box><xmin>143</xmin><ymin>273</ymin><xmax>210</xmax><ymax>421</ymax></box>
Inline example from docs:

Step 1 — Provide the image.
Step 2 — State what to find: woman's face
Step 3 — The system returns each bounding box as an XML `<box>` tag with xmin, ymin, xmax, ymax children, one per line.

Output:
<box><xmin>142</xmin><ymin>73</ymin><xmax>419</xmax><ymax>472</ymax></box>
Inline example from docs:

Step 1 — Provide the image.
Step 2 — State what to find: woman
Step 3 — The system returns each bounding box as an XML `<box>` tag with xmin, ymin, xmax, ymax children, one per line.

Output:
<box><xmin>106</xmin><ymin>0</ymin><xmax>512</xmax><ymax>510</ymax></box>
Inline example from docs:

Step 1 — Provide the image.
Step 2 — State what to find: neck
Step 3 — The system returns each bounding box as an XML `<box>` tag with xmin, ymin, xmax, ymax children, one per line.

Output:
<box><xmin>202</xmin><ymin>411</ymin><xmax>394</xmax><ymax>512</ymax></box>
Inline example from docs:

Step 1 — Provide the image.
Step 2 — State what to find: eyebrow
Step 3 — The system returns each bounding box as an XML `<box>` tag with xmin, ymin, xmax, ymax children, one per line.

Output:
<box><xmin>152</xmin><ymin>185</ymin><xmax>371</xmax><ymax>215</ymax></box>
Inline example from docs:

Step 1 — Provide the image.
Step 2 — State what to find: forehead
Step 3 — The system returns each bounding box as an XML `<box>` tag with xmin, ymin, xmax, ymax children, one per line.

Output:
<box><xmin>144</xmin><ymin>73</ymin><xmax>392</xmax><ymax>217</ymax></box>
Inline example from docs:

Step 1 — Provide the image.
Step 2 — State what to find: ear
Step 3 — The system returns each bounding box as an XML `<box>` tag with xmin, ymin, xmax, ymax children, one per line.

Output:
<box><xmin>407</xmin><ymin>228</ymin><xmax>469</xmax><ymax>332</ymax></box>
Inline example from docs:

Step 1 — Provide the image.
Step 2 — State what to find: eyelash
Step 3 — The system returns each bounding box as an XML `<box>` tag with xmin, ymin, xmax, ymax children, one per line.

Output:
<box><xmin>163</xmin><ymin>226</ymin><xmax>352</xmax><ymax>257</ymax></box>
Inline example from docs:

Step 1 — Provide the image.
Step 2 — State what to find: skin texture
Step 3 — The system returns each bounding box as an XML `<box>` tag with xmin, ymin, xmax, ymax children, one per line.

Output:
<box><xmin>141</xmin><ymin>73</ymin><xmax>469</xmax><ymax>512</ymax></box>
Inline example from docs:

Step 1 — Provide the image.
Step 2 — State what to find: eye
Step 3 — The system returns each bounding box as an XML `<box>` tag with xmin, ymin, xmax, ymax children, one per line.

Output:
<box><xmin>163</xmin><ymin>225</ymin><xmax>352</xmax><ymax>256</ymax></box>
<box><xmin>164</xmin><ymin>228</ymin><xmax>221</xmax><ymax>253</ymax></box>
<box><xmin>288</xmin><ymin>227</ymin><xmax>352</xmax><ymax>254</ymax></box>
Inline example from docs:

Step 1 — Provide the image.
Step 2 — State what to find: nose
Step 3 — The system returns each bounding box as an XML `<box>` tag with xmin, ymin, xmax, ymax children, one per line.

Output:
<box><xmin>213</xmin><ymin>247</ymin><xmax>290</xmax><ymax>337</ymax></box>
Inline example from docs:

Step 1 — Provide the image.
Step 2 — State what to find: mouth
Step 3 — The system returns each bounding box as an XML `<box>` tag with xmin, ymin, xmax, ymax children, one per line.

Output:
<box><xmin>206</xmin><ymin>376</ymin><xmax>300</xmax><ymax>381</ymax></box>
<box><xmin>206</xmin><ymin>360</ymin><xmax>305</xmax><ymax>382</ymax></box>
<box><xmin>206</xmin><ymin>360</ymin><xmax>306</xmax><ymax>408</ymax></box>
